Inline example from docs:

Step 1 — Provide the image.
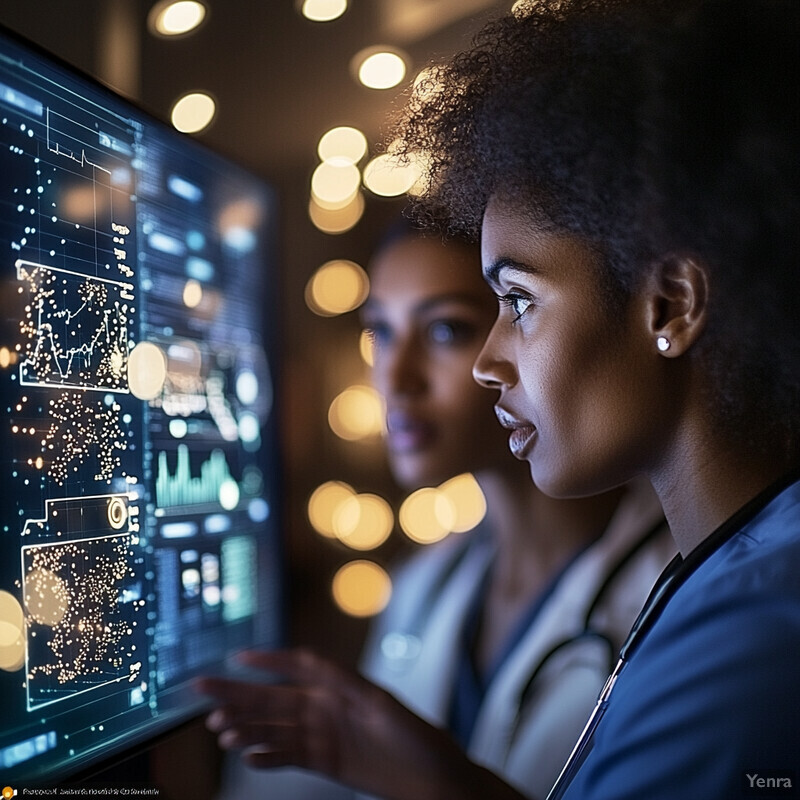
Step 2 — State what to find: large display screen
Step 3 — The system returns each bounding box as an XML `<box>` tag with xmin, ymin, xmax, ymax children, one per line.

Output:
<box><xmin>0</xmin><ymin>25</ymin><xmax>282</xmax><ymax>784</ymax></box>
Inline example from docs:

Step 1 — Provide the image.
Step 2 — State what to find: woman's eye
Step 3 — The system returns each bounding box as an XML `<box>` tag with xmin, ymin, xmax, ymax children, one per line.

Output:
<box><xmin>496</xmin><ymin>293</ymin><xmax>534</xmax><ymax>323</ymax></box>
<box><xmin>428</xmin><ymin>320</ymin><xmax>474</xmax><ymax>346</ymax></box>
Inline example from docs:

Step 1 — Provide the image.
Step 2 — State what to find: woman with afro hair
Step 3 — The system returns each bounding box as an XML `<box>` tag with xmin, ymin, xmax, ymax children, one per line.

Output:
<box><xmin>199</xmin><ymin>1</ymin><xmax>800</xmax><ymax>797</ymax></box>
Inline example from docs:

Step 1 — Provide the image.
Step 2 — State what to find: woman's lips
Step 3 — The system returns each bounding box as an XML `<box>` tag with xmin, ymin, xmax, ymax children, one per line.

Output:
<box><xmin>494</xmin><ymin>407</ymin><xmax>537</xmax><ymax>459</ymax></box>
<box><xmin>507</xmin><ymin>425</ymin><xmax>537</xmax><ymax>459</ymax></box>
<box><xmin>386</xmin><ymin>411</ymin><xmax>437</xmax><ymax>453</ymax></box>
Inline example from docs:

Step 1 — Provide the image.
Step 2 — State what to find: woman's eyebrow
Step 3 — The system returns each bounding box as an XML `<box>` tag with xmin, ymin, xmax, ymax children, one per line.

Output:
<box><xmin>483</xmin><ymin>257</ymin><xmax>540</xmax><ymax>285</ymax></box>
<box><xmin>414</xmin><ymin>292</ymin><xmax>490</xmax><ymax>314</ymax></box>
<box><xmin>361</xmin><ymin>297</ymin><xmax>383</xmax><ymax>316</ymax></box>
<box><xmin>363</xmin><ymin>292</ymin><xmax>487</xmax><ymax>318</ymax></box>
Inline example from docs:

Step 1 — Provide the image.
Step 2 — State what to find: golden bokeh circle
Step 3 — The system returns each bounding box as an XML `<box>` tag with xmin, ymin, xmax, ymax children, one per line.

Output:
<box><xmin>332</xmin><ymin>560</ymin><xmax>391</xmax><ymax>617</ymax></box>
<box><xmin>128</xmin><ymin>341</ymin><xmax>167</xmax><ymax>401</ymax></box>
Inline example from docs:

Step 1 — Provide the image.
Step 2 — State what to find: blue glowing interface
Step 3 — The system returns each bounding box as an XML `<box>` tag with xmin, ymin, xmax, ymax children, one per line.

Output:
<box><xmin>0</xmin><ymin>26</ymin><xmax>282</xmax><ymax>782</ymax></box>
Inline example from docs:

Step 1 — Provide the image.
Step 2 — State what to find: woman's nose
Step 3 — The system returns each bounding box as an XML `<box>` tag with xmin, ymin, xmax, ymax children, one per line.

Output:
<box><xmin>379</xmin><ymin>337</ymin><xmax>427</xmax><ymax>397</ymax></box>
<box><xmin>473</xmin><ymin>320</ymin><xmax>515</xmax><ymax>390</ymax></box>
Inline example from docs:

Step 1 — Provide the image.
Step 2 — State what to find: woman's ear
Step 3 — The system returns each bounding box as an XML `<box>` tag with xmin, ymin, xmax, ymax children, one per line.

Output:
<box><xmin>645</xmin><ymin>253</ymin><xmax>709</xmax><ymax>357</ymax></box>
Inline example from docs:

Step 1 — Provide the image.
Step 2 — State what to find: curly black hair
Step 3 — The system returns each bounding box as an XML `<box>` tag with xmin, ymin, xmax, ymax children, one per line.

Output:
<box><xmin>391</xmin><ymin>0</ymin><xmax>800</xmax><ymax>457</ymax></box>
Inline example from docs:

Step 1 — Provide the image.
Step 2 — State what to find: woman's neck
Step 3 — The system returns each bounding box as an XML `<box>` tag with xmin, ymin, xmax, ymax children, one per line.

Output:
<box><xmin>650</xmin><ymin>420</ymin><xmax>800</xmax><ymax>556</ymax></box>
<box><xmin>476</xmin><ymin>465</ymin><xmax>624</xmax><ymax>598</ymax></box>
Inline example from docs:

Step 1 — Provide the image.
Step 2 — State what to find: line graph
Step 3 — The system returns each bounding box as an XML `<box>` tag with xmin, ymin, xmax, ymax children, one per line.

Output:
<box><xmin>16</xmin><ymin>260</ymin><xmax>134</xmax><ymax>392</ymax></box>
<box><xmin>46</xmin><ymin>107</ymin><xmax>112</xmax><ymax>177</ymax></box>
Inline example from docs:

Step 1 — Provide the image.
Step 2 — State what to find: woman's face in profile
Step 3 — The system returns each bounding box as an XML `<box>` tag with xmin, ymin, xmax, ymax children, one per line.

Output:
<box><xmin>363</xmin><ymin>234</ymin><xmax>511</xmax><ymax>489</ymax></box>
<box><xmin>474</xmin><ymin>197</ymin><xmax>670</xmax><ymax>499</ymax></box>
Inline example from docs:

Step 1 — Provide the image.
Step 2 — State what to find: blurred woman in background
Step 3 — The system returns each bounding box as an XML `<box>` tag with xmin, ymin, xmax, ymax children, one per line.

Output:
<box><xmin>211</xmin><ymin>221</ymin><xmax>673</xmax><ymax>799</ymax></box>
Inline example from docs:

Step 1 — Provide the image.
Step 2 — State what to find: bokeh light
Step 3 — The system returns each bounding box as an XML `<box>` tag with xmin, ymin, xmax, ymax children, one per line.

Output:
<box><xmin>305</xmin><ymin>259</ymin><xmax>369</xmax><ymax>317</ymax></box>
<box><xmin>308</xmin><ymin>480</ymin><xmax>356</xmax><ymax>538</ymax></box>
<box><xmin>438</xmin><ymin>473</ymin><xmax>487</xmax><ymax>532</ymax></box>
<box><xmin>0</xmin><ymin>347</ymin><xmax>18</xmax><ymax>369</ymax></box>
<box><xmin>317</xmin><ymin>126</ymin><xmax>367</xmax><ymax>165</ymax></box>
<box><xmin>308</xmin><ymin>192</ymin><xmax>365</xmax><ymax>234</ymax></box>
<box><xmin>24</xmin><ymin>568</ymin><xmax>70</xmax><ymax>627</ymax></box>
<box><xmin>399</xmin><ymin>487</ymin><xmax>457</xmax><ymax>544</ymax></box>
<box><xmin>354</xmin><ymin>49</ymin><xmax>407</xmax><ymax>90</ymax></box>
<box><xmin>128</xmin><ymin>341</ymin><xmax>167</xmax><ymax>401</ymax></box>
<box><xmin>0</xmin><ymin>590</ymin><xmax>25</xmax><ymax>672</ymax></box>
<box><xmin>328</xmin><ymin>385</ymin><xmax>384</xmax><ymax>441</ymax></box>
<box><xmin>412</xmin><ymin>66</ymin><xmax>445</xmax><ymax>100</ymax></box>
<box><xmin>311</xmin><ymin>160</ymin><xmax>361</xmax><ymax>210</ymax></box>
<box><xmin>333</xmin><ymin>493</ymin><xmax>393</xmax><ymax>550</ymax></box>
<box><xmin>183</xmin><ymin>278</ymin><xmax>203</xmax><ymax>308</ymax></box>
<box><xmin>171</xmin><ymin>92</ymin><xmax>216</xmax><ymax>134</ymax></box>
<box><xmin>363</xmin><ymin>153</ymin><xmax>422</xmax><ymax>197</ymax></box>
<box><xmin>148</xmin><ymin>1</ymin><xmax>207</xmax><ymax>36</ymax></box>
<box><xmin>219</xmin><ymin>479</ymin><xmax>241</xmax><ymax>511</ymax></box>
<box><xmin>301</xmin><ymin>0</ymin><xmax>347</xmax><ymax>22</ymax></box>
<box><xmin>332</xmin><ymin>560</ymin><xmax>392</xmax><ymax>617</ymax></box>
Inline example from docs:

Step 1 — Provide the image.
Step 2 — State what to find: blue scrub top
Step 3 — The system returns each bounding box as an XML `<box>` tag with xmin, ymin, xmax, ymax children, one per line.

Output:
<box><xmin>560</xmin><ymin>476</ymin><xmax>800</xmax><ymax>799</ymax></box>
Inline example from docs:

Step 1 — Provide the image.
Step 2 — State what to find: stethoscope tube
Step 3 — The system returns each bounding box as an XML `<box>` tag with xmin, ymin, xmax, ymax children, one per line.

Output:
<box><xmin>544</xmin><ymin>555</ymin><xmax>683</xmax><ymax>800</ymax></box>
<box><xmin>506</xmin><ymin>516</ymin><xmax>669</xmax><ymax>762</ymax></box>
<box><xmin>544</xmin><ymin>468</ymin><xmax>800</xmax><ymax>800</ymax></box>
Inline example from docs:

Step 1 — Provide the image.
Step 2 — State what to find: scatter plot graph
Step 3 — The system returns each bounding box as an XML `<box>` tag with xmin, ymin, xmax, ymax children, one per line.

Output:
<box><xmin>11</xmin><ymin>391</ymin><xmax>131</xmax><ymax>488</ymax></box>
<box><xmin>20</xmin><ymin>494</ymin><xmax>145</xmax><ymax>710</ymax></box>
<box><xmin>16</xmin><ymin>261</ymin><xmax>134</xmax><ymax>392</ymax></box>
<box><xmin>43</xmin><ymin>392</ymin><xmax>128</xmax><ymax>484</ymax></box>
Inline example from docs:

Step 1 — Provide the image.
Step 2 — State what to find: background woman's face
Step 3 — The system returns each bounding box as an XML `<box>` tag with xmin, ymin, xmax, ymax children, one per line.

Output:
<box><xmin>474</xmin><ymin>198</ymin><xmax>671</xmax><ymax>498</ymax></box>
<box><xmin>363</xmin><ymin>234</ymin><xmax>511</xmax><ymax>489</ymax></box>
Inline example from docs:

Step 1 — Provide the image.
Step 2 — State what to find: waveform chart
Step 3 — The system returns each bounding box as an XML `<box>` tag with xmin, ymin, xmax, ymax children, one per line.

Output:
<box><xmin>155</xmin><ymin>444</ymin><xmax>241</xmax><ymax>512</ymax></box>
<box><xmin>20</xmin><ymin>494</ymin><xmax>146</xmax><ymax>710</ymax></box>
<box><xmin>16</xmin><ymin>260</ymin><xmax>134</xmax><ymax>392</ymax></box>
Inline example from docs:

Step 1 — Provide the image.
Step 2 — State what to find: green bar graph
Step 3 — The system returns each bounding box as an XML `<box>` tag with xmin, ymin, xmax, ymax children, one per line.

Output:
<box><xmin>156</xmin><ymin>444</ymin><xmax>235</xmax><ymax>508</ymax></box>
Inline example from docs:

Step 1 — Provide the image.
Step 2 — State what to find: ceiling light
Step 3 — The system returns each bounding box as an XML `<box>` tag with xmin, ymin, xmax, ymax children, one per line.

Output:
<box><xmin>148</xmin><ymin>1</ymin><xmax>207</xmax><ymax>37</ymax></box>
<box><xmin>317</xmin><ymin>126</ymin><xmax>368</xmax><ymax>165</ymax></box>
<box><xmin>353</xmin><ymin>47</ymin><xmax>408</xmax><ymax>90</ymax></box>
<box><xmin>363</xmin><ymin>153</ymin><xmax>421</xmax><ymax>197</ymax></box>
<box><xmin>300</xmin><ymin>0</ymin><xmax>348</xmax><ymax>23</ymax></box>
<box><xmin>310</xmin><ymin>160</ymin><xmax>361</xmax><ymax>209</ymax></box>
<box><xmin>171</xmin><ymin>92</ymin><xmax>216</xmax><ymax>134</ymax></box>
<box><xmin>308</xmin><ymin>192</ymin><xmax>365</xmax><ymax>235</ymax></box>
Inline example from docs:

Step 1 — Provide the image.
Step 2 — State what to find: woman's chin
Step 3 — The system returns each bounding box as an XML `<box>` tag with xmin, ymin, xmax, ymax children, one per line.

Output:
<box><xmin>389</xmin><ymin>454</ymin><xmax>450</xmax><ymax>492</ymax></box>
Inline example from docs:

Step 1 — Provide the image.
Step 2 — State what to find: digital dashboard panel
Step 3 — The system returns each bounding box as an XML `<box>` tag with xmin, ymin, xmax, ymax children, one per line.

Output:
<box><xmin>0</xmin><ymin>25</ymin><xmax>282</xmax><ymax>783</ymax></box>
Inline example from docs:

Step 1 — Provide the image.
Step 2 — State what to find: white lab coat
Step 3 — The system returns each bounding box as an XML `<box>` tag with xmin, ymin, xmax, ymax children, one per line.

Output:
<box><xmin>359</xmin><ymin>478</ymin><xmax>674</xmax><ymax>799</ymax></box>
<box><xmin>217</xmin><ymin>480</ymin><xmax>674</xmax><ymax>800</ymax></box>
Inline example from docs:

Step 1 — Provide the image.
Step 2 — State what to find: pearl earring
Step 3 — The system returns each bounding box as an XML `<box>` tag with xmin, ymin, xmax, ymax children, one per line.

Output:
<box><xmin>657</xmin><ymin>336</ymin><xmax>671</xmax><ymax>352</ymax></box>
